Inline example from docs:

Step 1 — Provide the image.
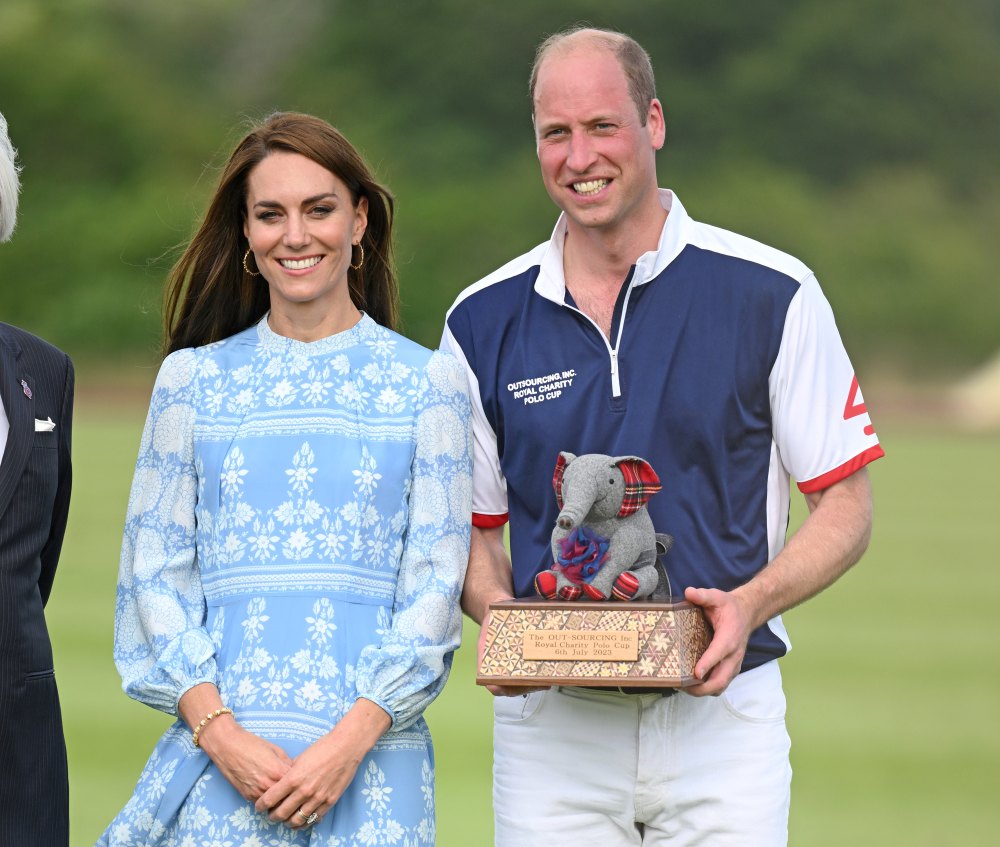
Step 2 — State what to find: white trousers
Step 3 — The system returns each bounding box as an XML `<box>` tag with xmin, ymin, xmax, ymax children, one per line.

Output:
<box><xmin>492</xmin><ymin>662</ymin><xmax>792</xmax><ymax>846</ymax></box>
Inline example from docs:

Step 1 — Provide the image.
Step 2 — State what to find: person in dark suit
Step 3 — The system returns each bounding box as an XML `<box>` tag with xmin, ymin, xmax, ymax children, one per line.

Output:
<box><xmin>0</xmin><ymin>110</ymin><xmax>74</xmax><ymax>847</ymax></box>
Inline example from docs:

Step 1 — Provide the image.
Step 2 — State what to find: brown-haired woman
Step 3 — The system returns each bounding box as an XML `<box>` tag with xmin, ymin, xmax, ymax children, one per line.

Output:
<box><xmin>97</xmin><ymin>112</ymin><xmax>471</xmax><ymax>845</ymax></box>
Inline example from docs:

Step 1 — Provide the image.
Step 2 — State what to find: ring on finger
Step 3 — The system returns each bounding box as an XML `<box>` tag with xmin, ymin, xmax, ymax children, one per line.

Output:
<box><xmin>295</xmin><ymin>808</ymin><xmax>319</xmax><ymax>826</ymax></box>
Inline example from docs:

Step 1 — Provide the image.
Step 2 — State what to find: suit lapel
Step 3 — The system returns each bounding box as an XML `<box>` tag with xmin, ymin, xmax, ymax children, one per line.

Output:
<box><xmin>0</xmin><ymin>329</ymin><xmax>34</xmax><ymax>521</ymax></box>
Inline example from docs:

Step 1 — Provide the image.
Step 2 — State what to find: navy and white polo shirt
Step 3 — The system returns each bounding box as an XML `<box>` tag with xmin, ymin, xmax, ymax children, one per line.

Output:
<box><xmin>442</xmin><ymin>190</ymin><xmax>883</xmax><ymax>670</ymax></box>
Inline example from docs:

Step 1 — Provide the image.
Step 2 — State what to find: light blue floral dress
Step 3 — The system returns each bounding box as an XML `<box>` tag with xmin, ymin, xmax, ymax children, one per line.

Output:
<box><xmin>98</xmin><ymin>314</ymin><xmax>472</xmax><ymax>847</ymax></box>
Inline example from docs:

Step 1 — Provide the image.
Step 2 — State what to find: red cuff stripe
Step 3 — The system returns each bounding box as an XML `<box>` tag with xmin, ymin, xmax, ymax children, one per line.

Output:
<box><xmin>797</xmin><ymin>445</ymin><xmax>885</xmax><ymax>494</ymax></box>
<box><xmin>472</xmin><ymin>512</ymin><xmax>509</xmax><ymax>529</ymax></box>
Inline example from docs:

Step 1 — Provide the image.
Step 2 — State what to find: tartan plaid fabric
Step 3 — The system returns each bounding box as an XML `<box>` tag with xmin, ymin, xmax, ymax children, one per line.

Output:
<box><xmin>552</xmin><ymin>452</ymin><xmax>569</xmax><ymax>509</ymax></box>
<box><xmin>534</xmin><ymin>571</ymin><xmax>558</xmax><ymax>599</ymax></box>
<box><xmin>554</xmin><ymin>454</ymin><xmax>662</xmax><ymax>516</ymax></box>
<box><xmin>611</xmin><ymin>571</ymin><xmax>641</xmax><ymax>601</ymax></box>
<box><xmin>558</xmin><ymin>584</ymin><xmax>582</xmax><ymax>601</ymax></box>
<box><xmin>616</xmin><ymin>458</ymin><xmax>662</xmax><ymax>517</ymax></box>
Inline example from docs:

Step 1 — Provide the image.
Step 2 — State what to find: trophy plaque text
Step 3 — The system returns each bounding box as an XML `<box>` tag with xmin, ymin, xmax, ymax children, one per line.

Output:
<box><xmin>477</xmin><ymin>598</ymin><xmax>711</xmax><ymax>688</ymax></box>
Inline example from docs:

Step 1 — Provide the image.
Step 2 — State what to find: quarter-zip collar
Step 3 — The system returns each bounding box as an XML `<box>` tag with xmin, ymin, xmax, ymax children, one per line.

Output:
<box><xmin>533</xmin><ymin>189</ymin><xmax>687</xmax><ymax>304</ymax></box>
<box><xmin>532</xmin><ymin>189</ymin><xmax>687</xmax><ymax>399</ymax></box>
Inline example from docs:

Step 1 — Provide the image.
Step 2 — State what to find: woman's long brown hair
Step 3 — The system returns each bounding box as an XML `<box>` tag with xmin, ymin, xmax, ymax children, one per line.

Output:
<box><xmin>162</xmin><ymin>112</ymin><xmax>398</xmax><ymax>355</ymax></box>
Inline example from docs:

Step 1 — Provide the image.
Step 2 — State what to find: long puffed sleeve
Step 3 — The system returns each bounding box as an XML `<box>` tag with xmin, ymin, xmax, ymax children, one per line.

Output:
<box><xmin>113</xmin><ymin>349</ymin><xmax>217</xmax><ymax>715</ymax></box>
<box><xmin>354</xmin><ymin>350</ymin><xmax>472</xmax><ymax>729</ymax></box>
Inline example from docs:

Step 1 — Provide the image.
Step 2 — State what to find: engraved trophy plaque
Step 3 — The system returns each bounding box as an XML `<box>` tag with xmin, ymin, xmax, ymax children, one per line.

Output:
<box><xmin>476</xmin><ymin>453</ymin><xmax>713</xmax><ymax>690</ymax></box>
<box><xmin>477</xmin><ymin>598</ymin><xmax>711</xmax><ymax>689</ymax></box>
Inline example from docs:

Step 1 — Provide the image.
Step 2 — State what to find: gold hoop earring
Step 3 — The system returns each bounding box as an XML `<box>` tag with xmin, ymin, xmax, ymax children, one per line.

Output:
<box><xmin>350</xmin><ymin>242</ymin><xmax>364</xmax><ymax>271</ymax></box>
<box><xmin>243</xmin><ymin>248</ymin><xmax>260</xmax><ymax>277</ymax></box>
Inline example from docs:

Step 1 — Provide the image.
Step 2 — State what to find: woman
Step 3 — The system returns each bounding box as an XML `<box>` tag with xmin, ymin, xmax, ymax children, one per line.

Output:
<box><xmin>98</xmin><ymin>112</ymin><xmax>472</xmax><ymax>845</ymax></box>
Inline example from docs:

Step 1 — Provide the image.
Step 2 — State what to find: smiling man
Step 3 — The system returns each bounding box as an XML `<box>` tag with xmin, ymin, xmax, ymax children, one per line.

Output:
<box><xmin>441</xmin><ymin>26</ymin><xmax>884</xmax><ymax>846</ymax></box>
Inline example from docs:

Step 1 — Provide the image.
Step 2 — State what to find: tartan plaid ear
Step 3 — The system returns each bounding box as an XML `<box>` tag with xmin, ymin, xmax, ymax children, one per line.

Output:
<box><xmin>552</xmin><ymin>452</ymin><xmax>573</xmax><ymax>509</ymax></box>
<box><xmin>615</xmin><ymin>457</ymin><xmax>662</xmax><ymax>518</ymax></box>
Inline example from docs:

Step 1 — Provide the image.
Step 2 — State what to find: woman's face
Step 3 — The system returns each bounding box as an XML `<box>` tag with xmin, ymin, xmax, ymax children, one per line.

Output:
<box><xmin>243</xmin><ymin>151</ymin><xmax>367</xmax><ymax>318</ymax></box>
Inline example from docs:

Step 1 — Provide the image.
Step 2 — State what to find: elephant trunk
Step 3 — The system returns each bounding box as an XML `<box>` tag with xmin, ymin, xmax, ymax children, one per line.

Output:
<box><xmin>556</xmin><ymin>478</ymin><xmax>602</xmax><ymax>530</ymax></box>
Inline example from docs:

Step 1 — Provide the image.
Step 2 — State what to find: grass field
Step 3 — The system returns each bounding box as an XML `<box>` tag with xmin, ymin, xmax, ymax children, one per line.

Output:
<box><xmin>47</xmin><ymin>392</ymin><xmax>1000</xmax><ymax>846</ymax></box>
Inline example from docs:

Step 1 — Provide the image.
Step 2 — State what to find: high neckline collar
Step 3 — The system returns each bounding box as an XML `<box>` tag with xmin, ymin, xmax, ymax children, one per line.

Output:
<box><xmin>255</xmin><ymin>311</ymin><xmax>377</xmax><ymax>355</ymax></box>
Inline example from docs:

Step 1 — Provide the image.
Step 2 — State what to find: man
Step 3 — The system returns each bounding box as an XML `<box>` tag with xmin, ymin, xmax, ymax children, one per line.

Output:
<box><xmin>0</xmin><ymin>111</ymin><xmax>74</xmax><ymax>846</ymax></box>
<box><xmin>441</xmin><ymin>27</ymin><xmax>883</xmax><ymax>846</ymax></box>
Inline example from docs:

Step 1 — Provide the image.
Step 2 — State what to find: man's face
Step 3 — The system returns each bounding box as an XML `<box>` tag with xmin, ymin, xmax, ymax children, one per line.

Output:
<box><xmin>533</xmin><ymin>46</ymin><xmax>664</xmax><ymax>237</ymax></box>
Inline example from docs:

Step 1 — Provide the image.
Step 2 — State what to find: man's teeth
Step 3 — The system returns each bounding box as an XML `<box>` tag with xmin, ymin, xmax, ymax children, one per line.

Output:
<box><xmin>279</xmin><ymin>256</ymin><xmax>322</xmax><ymax>270</ymax></box>
<box><xmin>573</xmin><ymin>179</ymin><xmax>608</xmax><ymax>196</ymax></box>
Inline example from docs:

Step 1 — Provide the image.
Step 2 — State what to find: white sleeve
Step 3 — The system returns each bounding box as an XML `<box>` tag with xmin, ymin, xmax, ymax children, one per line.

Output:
<box><xmin>353</xmin><ymin>351</ymin><xmax>472</xmax><ymax>729</ymax></box>
<box><xmin>769</xmin><ymin>275</ymin><xmax>883</xmax><ymax>493</ymax></box>
<box><xmin>439</xmin><ymin>322</ymin><xmax>509</xmax><ymax>525</ymax></box>
<box><xmin>114</xmin><ymin>350</ymin><xmax>217</xmax><ymax>715</ymax></box>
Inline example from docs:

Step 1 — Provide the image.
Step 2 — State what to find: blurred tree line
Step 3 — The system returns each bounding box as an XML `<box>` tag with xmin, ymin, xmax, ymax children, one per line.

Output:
<box><xmin>1</xmin><ymin>0</ymin><xmax>998</xmax><ymax>375</ymax></box>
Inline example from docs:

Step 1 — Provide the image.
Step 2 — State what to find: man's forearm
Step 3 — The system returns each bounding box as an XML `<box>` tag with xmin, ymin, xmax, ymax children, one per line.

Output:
<box><xmin>735</xmin><ymin>468</ymin><xmax>873</xmax><ymax>630</ymax></box>
<box><xmin>461</xmin><ymin>525</ymin><xmax>515</xmax><ymax>624</ymax></box>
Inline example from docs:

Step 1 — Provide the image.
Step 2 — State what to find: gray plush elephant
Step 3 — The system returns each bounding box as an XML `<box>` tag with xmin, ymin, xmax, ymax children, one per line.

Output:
<box><xmin>535</xmin><ymin>451</ymin><xmax>673</xmax><ymax>601</ymax></box>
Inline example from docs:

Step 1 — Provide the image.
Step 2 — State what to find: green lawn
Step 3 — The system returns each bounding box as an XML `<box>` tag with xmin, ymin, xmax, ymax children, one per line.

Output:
<box><xmin>49</xmin><ymin>399</ymin><xmax>1000</xmax><ymax>845</ymax></box>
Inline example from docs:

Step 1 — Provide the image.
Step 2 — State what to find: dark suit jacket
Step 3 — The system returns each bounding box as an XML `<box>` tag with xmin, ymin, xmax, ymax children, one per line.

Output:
<box><xmin>0</xmin><ymin>323</ymin><xmax>73</xmax><ymax>847</ymax></box>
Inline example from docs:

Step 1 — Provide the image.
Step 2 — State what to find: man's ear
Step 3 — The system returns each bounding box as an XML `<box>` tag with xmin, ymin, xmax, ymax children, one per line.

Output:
<box><xmin>647</xmin><ymin>98</ymin><xmax>666</xmax><ymax>151</ymax></box>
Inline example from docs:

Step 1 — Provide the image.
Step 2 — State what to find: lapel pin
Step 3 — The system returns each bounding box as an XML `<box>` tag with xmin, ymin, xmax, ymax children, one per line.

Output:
<box><xmin>20</xmin><ymin>379</ymin><xmax>32</xmax><ymax>399</ymax></box>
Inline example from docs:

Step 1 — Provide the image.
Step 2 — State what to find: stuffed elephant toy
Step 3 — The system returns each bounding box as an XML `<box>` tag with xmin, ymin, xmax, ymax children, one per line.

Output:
<box><xmin>535</xmin><ymin>451</ymin><xmax>673</xmax><ymax>602</ymax></box>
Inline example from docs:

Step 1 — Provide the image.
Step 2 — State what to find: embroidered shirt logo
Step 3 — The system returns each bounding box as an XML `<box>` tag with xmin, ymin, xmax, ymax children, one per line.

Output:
<box><xmin>507</xmin><ymin>369</ymin><xmax>576</xmax><ymax>406</ymax></box>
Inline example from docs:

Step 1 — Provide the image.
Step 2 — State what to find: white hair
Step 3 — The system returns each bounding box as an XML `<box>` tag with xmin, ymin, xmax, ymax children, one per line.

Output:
<box><xmin>0</xmin><ymin>111</ymin><xmax>21</xmax><ymax>243</ymax></box>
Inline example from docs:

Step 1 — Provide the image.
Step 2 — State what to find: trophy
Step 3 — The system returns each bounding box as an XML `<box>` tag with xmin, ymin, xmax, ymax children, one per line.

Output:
<box><xmin>477</xmin><ymin>453</ymin><xmax>711</xmax><ymax>690</ymax></box>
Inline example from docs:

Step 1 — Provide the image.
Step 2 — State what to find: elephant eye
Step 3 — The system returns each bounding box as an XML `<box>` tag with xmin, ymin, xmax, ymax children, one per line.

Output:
<box><xmin>609</xmin><ymin>477</ymin><xmax>616</xmax><ymax>485</ymax></box>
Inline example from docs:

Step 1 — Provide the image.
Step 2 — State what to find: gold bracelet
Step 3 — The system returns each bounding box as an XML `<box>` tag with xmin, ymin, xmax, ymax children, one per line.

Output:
<box><xmin>191</xmin><ymin>706</ymin><xmax>234</xmax><ymax>748</ymax></box>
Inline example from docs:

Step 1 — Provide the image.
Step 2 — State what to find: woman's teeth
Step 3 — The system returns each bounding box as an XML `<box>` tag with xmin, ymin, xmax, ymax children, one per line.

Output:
<box><xmin>279</xmin><ymin>256</ymin><xmax>322</xmax><ymax>270</ymax></box>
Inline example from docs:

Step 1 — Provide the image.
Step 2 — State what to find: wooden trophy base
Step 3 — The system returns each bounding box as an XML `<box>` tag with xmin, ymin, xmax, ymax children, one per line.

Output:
<box><xmin>477</xmin><ymin>597</ymin><xmax>712</xmax><ymax>689</ymax></box>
